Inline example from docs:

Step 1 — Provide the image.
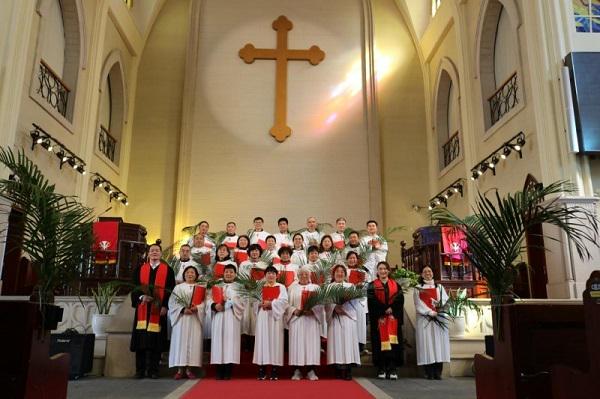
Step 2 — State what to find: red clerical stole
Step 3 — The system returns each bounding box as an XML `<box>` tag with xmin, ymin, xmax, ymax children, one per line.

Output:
<box><xmin>419</xmin><ymin>287</ymin><xmax>438</xmax><ymax>312</ymax></box>
<box><xmin>300</xmin><ymin>288</ymin><xmax>313</xmax><ymax>310</ymax></box>
<box><xmin>136</xmin><ymin>263</ymin><xmax>168</xmax><ymax>333</ymax></box>
<box><xmin>373</xmin><ymin>279</ymin><xmax>399</xmax><ymax>351</ymax></box>
<box><xmin>191</xmin><ymin>285</ymin><xmax>206</xmax><ymax>306</ymax></box>
<box><xmin>211</xmin><ymin>286</ymin><xmax>224</xmax><ymax>304</ymax></box>
<box><xmin>262</xmin><ymin>285</ymin><xmax>280</xmax><ymax>301</ymax></box>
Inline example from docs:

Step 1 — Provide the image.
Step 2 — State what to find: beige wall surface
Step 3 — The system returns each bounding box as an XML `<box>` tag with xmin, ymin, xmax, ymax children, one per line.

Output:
<box><xmin>174</xmin><ymin>0</ymin><xmax>373</xmax><ymax>239</ymax></box>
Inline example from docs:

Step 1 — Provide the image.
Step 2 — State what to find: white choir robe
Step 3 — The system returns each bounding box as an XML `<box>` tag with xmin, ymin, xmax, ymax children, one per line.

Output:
<box><xmin>274</xmin><ymin>232</ymin><xmax>293</xmax><ymax>249</ymax></box>
<box><xmin>212</xmin><ymin>259</ymin><xmax>237</xmax><ymax>279</ymax></box>
<box><xmin>286</xmin><ymin>283</ymin><xmax>325</xmax><ymax>366</ymax></box>
<box><xmin>414</xmin><ymin>283</ymin><xmax>450</xmax><ymax>365</ymax></box>
<box><xmin>209</xmin><ymin>282</ymin><xmax>245</xmax><ymax>364</ymax></box>
<box><xmin>265</xmin><ymin>249</ymin><xmax>281</xmax><ymax>265</ymax></box>
<box><xmin>239</xmin><ymin>260</ymin><xmax>268</xmax><ymax>335</ymax></box>
<box><xmin>330</xmin><ymin>232</ymin><xmax>346</xmax><ymax>251</ymax></box>
<box><xmin>278</xmin><ymin>261</ymin><xmax>299</xmax><ymax>288</ymax></box>
<box><xmin>249</xmin><ymin>230</ymin><xmax>271</xmax><ymax>249</ymax></box>
<box><xmin>253</xmin><ymin>283</ymin><xmax>288</xmax><ymax>366</ymax></box>
<box><xmin>191</xmin><ymin>246</ymin><xmax>214</xmax><ymax>269</ymax></box>
<box><xmin>345</xmin><ymin>266</ymin><xmax>368</xmax><ymax>345</ymax></box>
<box><xmin>360</xmin><ymin>235</ymin><xmax>388</xmax><ymax>281</ymax></box>
<box><xmin>222</xmin><ymin>235</ymin><xmax>238</xmax><ymax>251</ymax></box>
<box><xmin>302</xmin><ymin>230</ymin><xmax>323</xmax><ymax>248</ymax></box>
<box><xmin>175</xmin><ymin>259</ymin><xmax>200</xmax><ymax>284</ymax></box>
<box><xmin>168</xmin><ymin>283</ymin><xmax>205</xmax><ymax>368</ymax></box>
<box><xmin>291</xmin><ymin>249</ymin><xmax>307</xmax><ymax>265</ymax></box>
<box><xmin>325</xmin><ymin>283</ymin><xmax>361</xmax><ymax>365</ymax></box>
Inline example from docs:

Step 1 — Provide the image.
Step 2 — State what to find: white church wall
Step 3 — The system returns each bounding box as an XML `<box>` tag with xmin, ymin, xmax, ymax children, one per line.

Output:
<box><xmin>171</xmin><ymin>0</ymin><xmax>373</xmax><ymax>242</ymax></box>
<box><xmin>373</xmin><ymin>0</ymin><xmax>430</xmax><ymax>267</ymax></box>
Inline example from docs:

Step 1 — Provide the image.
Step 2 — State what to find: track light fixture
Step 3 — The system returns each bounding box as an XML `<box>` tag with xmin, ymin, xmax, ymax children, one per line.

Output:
<box><xmin>91</xmin><ymin>173</ymin><xmax>129</xmax><ymax>206</ymax></box>
<box><xmin>470</xmin><ymin>132</ymin><xmax>526</xmax><ymax>180</ymax></box>
<box><xmin>30</xmin><ymin>124</ymin><xmax>86</xmax><ymax>174</ymax></box>
<box><xmin>428</xmin><ymin>178</ymin><xmax>464</xmax><ymax>210</ymax></box>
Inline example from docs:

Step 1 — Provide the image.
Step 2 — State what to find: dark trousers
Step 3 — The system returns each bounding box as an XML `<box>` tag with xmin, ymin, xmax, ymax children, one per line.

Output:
<box><xmin>136</xmin><ymin>349</ymin><xmax>161</xmax><ymax>374</ymax></box>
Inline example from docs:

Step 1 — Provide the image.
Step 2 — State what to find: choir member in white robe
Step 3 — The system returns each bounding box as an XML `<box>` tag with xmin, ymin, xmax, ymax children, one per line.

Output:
<box><xmin>326</xmin><ymin>265</ymin><xmax>361</xmax><ymax>380</ymax></box>
<box><xmin>209</xmin><ymin>264</ymin><xmax>245</xmax><ymax>380</ymax></box>
<box><xmin>331</xmin><ymin>217</ymin><xmax>347</xmax><ymax>251</ymax></box>
<box><xmin>277</xmin><ymin>247</ymin><xmax>299</xmax><ymax>288</ymax></box>
<box><xmin>286</xmin><ymin>268</ymin><xmax>325</xmax><ymax>380</ymax></box>
<box><xmin>168</xmin><ymin>266</ymin><xmax>205</xmax><ymax>379</ymax></box>
<box><xmin>304</xmin><ymin>246</ymin><xmax>328</xmax><ymax>337</ymax></box>
<box><xmin>249</xmin><ymin>216</ymin><xmax>270</xmax><ymax>249</ymax></box>
<box><xmin>345</xmin><ymin>251</ymin><xmax>368</xmax><ymax>350</ymax></box>
<box><xmin>274</xmin><ymin>217</ymin><xmax>293</xmax><ymax>249</ymax></box>
<box><xmin>343</xmin><ymin>231</ymin><xmax>364</xmax><ymax>261</ymax></box>
<box><xmin>265</xmin><ymin>235</ymin><xmax>281</xmax><ymax>265</ymax></box>
<box><xmin>239</xmin><ymin>244</ymin><xmax>268</xmax><ymax>336</ymax></box>
<box><xmin>319</xmin><ymin>235</ymin><xmax>342</xmax><ymax>264</ymax></box>
<box><xmin>414</xmin><ymin>266</ymin><xmax>450</xmax><ymax>380</ymax></box>
<box><xmin>361</xmin><ymin>220</ymin><xmax>388</xmax><ymax>281</ymax></box>
<box><xmin>222</xmin><ymin>221</ymin><xmax>238</xmax><ymax>252</ymax></box>
<box><xmin>302</xmin><ymin>216</ymin><xmax>323</xmax><ymax>247</ymax></box>
<box><xmin>212</xmin><ymin>244</ymin><xmax>237</xmax><ymax>279</ymax></box>
<box><xmin>291</xmin><ymin>233</ymin><xmax>307</xmax><ymax>265</ymax></box>
<box><xmin>174</xmin><ymin>244</ymin><xmax>199</xmax><ymax>284</ymax></box>
<box><xmin>234</xmin><ymin>235</ymin><xmax>250</xmax><ymax>265</ymax></box>
<box><xmin>191</xmin><ymin>233</ymin><xmax>214</xmax><ymax>270</ymax></box>
<box><xmin>253</xmin><ymin>266</ymin><xmax>288</xmax><ymax>380</ymax></box>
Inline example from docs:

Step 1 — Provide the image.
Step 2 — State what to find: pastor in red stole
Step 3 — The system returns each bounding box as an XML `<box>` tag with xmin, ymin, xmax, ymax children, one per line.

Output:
<box><xmin>367</xmin><ymin>261</ymin><xmax>404</xmax><ymax>380</ymax></box>
<box><xmin>130</xmin><ymin>243</ymin><xmax>175</xmax><ymax>379</ymax></box>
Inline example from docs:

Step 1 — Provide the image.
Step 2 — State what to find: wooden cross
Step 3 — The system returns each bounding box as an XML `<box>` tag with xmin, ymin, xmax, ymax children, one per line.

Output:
<box><xmin>239</xmin><ymin>15</ymin><xmax>325</xmax><ymax>142</ymax></box>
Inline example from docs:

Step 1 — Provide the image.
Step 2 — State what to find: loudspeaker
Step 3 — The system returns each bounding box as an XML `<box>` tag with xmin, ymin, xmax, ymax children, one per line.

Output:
<box><xmin>50</xmin><ymin>332</ymin><xmax>95</xmax><ymax>380</ymax></box>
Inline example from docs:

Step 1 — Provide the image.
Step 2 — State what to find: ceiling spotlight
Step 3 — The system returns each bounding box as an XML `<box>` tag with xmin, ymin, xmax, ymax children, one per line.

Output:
<box><xmin>41</xmin><ymin>139</ymin><xmax>52</xmax><ymax>151</ymax></box>
<box><xmin>477</xmin><ymin>169</ymin><xmax>483</xmax><ymax>176</ymax></box>
<box><xmin>434</xmin><ymin>198</ymin><xmax>441</xmax><ymax>205</ymax></box>
<box><xmin>93</xmin><ymin>178</ymin><xmax>103</xmax><ymax>190</ymax></box>
<box><xmin>79</xmin><ymin>167</ymin><xmax>86</xmax><ymax>175</ymax></box>
<box><xmin>471</xmin><ymin>171</ymin><xmax>479</xmax><ymax>180</ymax></box>
<box><xmin>453</xmin><ymin>186</ymin><xmax>460</xmax><ymax>193</ymax></box>
<box><xmin>428</xmin><ymin>204</ymin><xmax>434</xmax><ymax>210</ymax></box>
<box><xmin>501</xmin><ymin>146</ymin><xmax>511</xmax><ymax>159</ymax></box>
<box><xmin>104</xmin><ymin>185</ymin><xmax>111</xmax><ymax>193</ymax></box>
<box><xmin>122</xmin><ymin>198</ymin><xmax>129</xmax><ymax>206</ymax></box>
<box><xmin>443</xmin><ymin>191</ymin><xmax>450</xmax><ymax>199</ymax></box>
<box><xmin>516</xmin><ymin>135</ymin><xmax>526</xmax><ymax>147</ymax></box>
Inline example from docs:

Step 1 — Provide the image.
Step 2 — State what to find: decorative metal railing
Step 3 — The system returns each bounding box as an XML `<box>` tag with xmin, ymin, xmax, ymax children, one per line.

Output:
<box><xmin>488</xmin><ymin>71</ymin><xmax>518</xmax><ymax>126</ymax></box>
<box><xmin>98</xmin><ymin>125</ymin><xmax>117</xmax><ymax>163</ymax></box>
<box><xmin>442</xmin><ymin>131</ymin><xmax>460</xmax><ymax>168</ymax></box>
<box><xmin>37</xmin><ymin>59</ymin><xmax>70</xmax><ymax>117</ymax></box>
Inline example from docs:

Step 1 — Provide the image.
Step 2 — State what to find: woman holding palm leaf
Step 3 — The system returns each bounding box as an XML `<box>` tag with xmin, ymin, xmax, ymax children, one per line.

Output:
<box><xmin>286</xmin><ymin>267</ymin><xmax>325</xmax><ymax>380</ymax></box>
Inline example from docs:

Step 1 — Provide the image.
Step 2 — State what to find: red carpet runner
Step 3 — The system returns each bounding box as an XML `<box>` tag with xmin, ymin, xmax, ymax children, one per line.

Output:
<box><xmin>181</xmin><ymin>378</ymin><xmax>374</xmax><ymax>399</ymax></box>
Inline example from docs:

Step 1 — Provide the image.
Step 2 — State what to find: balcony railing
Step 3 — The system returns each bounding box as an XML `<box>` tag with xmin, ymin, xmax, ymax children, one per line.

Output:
<box><xmin>442</xmin><ymin>130</ymin><xmax>460</xmax><ymax>168</ymax></box>
<box><xmin>98</xmin><ymin>125</ymin><xmax>117</xmax><ymax>163</ymax></box>
<box><xmin>37</xmin><ymin>59</ymin><xmax>70</xmax><ymax>117</ymax></box>
<box><xmin>488</xmin><ymin>71</ymin><xmax>518</xmax><ymax>126</ymax></box>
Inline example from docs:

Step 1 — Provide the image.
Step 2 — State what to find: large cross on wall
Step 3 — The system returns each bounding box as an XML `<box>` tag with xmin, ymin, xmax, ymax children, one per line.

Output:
<box><xmin>239</xmin><ymin>15</ymin><xmax>326</xmax><ymax>142</ymax></box>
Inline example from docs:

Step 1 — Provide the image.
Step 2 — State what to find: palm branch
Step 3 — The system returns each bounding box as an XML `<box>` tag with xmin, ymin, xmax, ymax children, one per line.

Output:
<box><xmin>208</xmin><ymin>230</ymin><xmax>227</xmax><ymax>246</ymax></box>
<box><xmin>326</xmin><ymin>283</ymin><xmax>366</xmax><ymax>304</ymax></box>
<box><xmin>0</xmin><ymin>148</ymin><xmax>95</xmax><ymax>303</ymax></box>
<box><xmin>234</xmin><ymin>271</ymin><xmax>265</xmax><ymax>301</ymax></box>
<box><xmin>311</xmin><ymin>256</ymin><xmax>338</xmax><ymax>286</ymax></box>
<box><xmin>431</xmin><ymin>180</ymin><xmax>598</xmax><ymax>337</ymax></box>
<box><xmin>380</xmin><ymin>225</ymin><xmax>405</xmax><ymax>244</ymax></box>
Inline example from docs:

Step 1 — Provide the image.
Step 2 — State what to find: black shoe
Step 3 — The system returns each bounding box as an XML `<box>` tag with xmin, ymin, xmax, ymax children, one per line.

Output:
<box><xmin>335</xmin><ymin>367</ymin><xmax>343</xmax><ymax>379</ymax></box>
<box><xmin>344</xmin><ymin>368</ymin><xmax>352</xmax><ymax>381</ymax></box>
<box><xmin>134</xmin><ymin>371</ymin><xmax>145</xmax><ymax>379</ymax></box>
<box><xmin>216</xmin><ymin>366</ymin><xmax>224</xmax><ymax>380</ymax></box>
<box><xmin>434</xmin><ymin>375</ymin><xmax>442</xmax><ymax>380</ymax></box>
<box><xmin>270</xmin><ymin>367</ymin><xmax>279</xmax><ymax>380</ymax></box>
<box><xmin>149</xmin><ymin>372</ymin><xmax>159</xmax><ymax>379</ymax></box>
<box><xmin>258</xmin><ymin>366</ymin><xmax>267</xmax><ymax>380</ymax></box>
<box><xmin>224</xmin><ymin>364</ymin><xmax>232</xmax><ymax>380</ymax></box>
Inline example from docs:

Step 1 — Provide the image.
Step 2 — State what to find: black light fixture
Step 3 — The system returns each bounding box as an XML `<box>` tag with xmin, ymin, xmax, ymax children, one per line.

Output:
<box><xmin>30</xmin><ymin>123</ymin><xmax>86</xmax><ymax>174</ymax></box>
<box><xmin>470</xmin><ymin>132</ymin><xmax>526</xmax><ymax>180</ymax></box>
<box><xmin>428</xmin><ymin>178</ymin><xmax>464</xmax><ymax>210</ymax></box>
<box><xmin>92</xmin><ymin>172</ymin><xmax>129</xmax><ymax>206</ymax></box>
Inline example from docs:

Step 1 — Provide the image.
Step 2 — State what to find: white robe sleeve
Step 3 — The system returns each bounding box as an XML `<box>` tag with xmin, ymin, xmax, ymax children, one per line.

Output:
<box><xmin>228</xmin><ymin>283</ymin><xmax>245</xmax><ymax>320</ymax></box>
<box><xmin>270</xmin><ymin>283</ymin><xmax>288</xmax><ymax>321</ymax></box>
<box><xmin>168</xmin><ymin>290</ymin><xmax>185</xmax><ymax>328</ymax></box>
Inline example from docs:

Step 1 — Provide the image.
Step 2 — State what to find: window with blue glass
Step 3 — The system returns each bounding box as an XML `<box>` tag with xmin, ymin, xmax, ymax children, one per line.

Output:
<box><xmin>573</xmin><ymin>0</ymin><xmax>600</xmax><ymax>32</ymax></box>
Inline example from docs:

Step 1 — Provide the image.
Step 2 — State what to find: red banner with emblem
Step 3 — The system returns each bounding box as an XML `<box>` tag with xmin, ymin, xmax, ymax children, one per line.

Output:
<box><xmin>93</xmin><ymin>221</ymin><xmax>119</xmax><ymax>265</ymax></box>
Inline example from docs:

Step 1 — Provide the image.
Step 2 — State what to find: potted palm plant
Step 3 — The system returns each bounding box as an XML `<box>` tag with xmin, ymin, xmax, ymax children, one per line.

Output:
<box><xmin>431</xmin><ymin>181</ymin><xmax>598</xmax><ymax>339</ymax></box>
<box><xmin>0</xmin><ymin>147</ymin><xmax>94</xmax><ymax>330</ymax></box>
<box><xmin>91</xmin><ymin>281</ymin><xmax>119</xmax><ymax>335</ymax></box>
<box><xmin>445</xmin><ymin>288</ymin><xmax>480</xmax><ymax>337</ymax></box>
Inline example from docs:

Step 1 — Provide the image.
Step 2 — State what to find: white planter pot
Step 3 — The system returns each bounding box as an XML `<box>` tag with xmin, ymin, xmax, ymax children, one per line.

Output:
<box><xmin>92</xmin><ymin>313</ymin><xmax>114</xmax><ymax>336</ymax></box>
<box><xmin>449</xmin><ymin>316</ymin><xmax>466</xmax><ymax>337</ymax></box>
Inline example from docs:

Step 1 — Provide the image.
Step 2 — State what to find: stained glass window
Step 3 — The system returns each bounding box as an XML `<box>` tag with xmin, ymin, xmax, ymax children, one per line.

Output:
<box><xmin>573</xmin><ymin>0</ymin><xmax>600</xmax><ymax>32</ymax></box>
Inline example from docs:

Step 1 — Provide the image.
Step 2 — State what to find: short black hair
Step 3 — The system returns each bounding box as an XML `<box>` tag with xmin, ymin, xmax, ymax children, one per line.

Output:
<box><xmin>266</xmin><ymin>235</ymin><xmax>276</xmax><ymax>243</ymax></box>
<box><xmin>247</xmin><ymin>243</ymin><xmax>263</xmax><ymax>256</ymax></box>
<box><xmin>182</xmin><ymin>265</ymin><xmax>199</xmax><ymax>279</ymax></box>
<box><xmin>278</xmin><ymin>217</ymin><xmax>289</xmax><ymax>224</ymax></box>
<box><xmin>227</xmin><ymin>221</ymin><xmax>236</xmax><ymax>226</ymax></box>
<box><xmin>307</xmin><ymin>245</ymin><xmax>319</xmax><ymax>254</ymax></box>
<box><xmin>198</xmin><ymin>220</ymin><xmax>209</xmax><ymax>227</ymax></box>
<box><xmin>223</xmin><ymin>264</ymin><xmax>237</xmax><ymax>273</ymax></box>
<box><xmin>237</xmin><ymin>235</ymin><xmax>250</xmax><ymax>248</ymax></box>
<box><xmin>366</xmin><ymin>220</ymin><xmax>378</xmax><ymax>226</ymax></box>
<box><xmin>348</xmin><ymin>230</ymin><xmax>360</xmax><ymax>237</ymax></box>
<box><xmin>180</xmin><ymin>244</ymin><xmax>191</xmax><ymax>250</ymax></box>
<box><xmin>278</xmin><ymin>246</ymin><xmax>293</xmax><ymax>256</ymax></box>
<box><xmin>253</xmin><ymin>217</ymin><xmax>264</xmax><ymax>223</ymax></box>
<box><xmin>345</xmin><ymin>251</ymin><xmax>359</xmax><ymax>260</ymax></box>
<box><xmin>264</xmin><ymin>265</ymin><xmax>278</xmax><ymax>275</ymax></box>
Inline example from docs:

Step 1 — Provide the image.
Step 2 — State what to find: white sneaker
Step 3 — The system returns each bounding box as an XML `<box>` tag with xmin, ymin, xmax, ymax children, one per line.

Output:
<box><xmin>377</xmin><ymin>370</ymin><xmax>386</xmax><ymax>379</ymax></box>
<box><xmin>291</xmin><ymin>369</ymin><xmax>302</xmax><ymax>380</ymax></box>
<box><xmin>389</xmin><ymin>373</ymin><xmax>398</xmax><ymax>380</ymax></box>
<box><xmin>307</xmin><ymin>370</ymin><xmax>319</xmax><ymax>381</ymax></box>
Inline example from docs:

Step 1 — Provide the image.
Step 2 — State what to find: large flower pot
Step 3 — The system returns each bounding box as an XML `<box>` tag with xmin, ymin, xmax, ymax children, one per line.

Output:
<box><xmin>92</xmin><ymin>314</ymin><xmax>114</xmax><ymax>336</ymax></box>
<box><xmin>449</xmin><ymin>316</ymin><xmax>466</xmax><ymax>337</ymax></box>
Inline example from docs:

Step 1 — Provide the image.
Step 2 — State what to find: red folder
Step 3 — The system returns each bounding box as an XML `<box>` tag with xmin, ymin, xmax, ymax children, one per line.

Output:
<box><xmin>310</xmin><ymin>272</ymin><xmax>325</xmax><ymax>285</ymax></box>
<box><xmin>262</xmin><ymin>286</ymin><xmax>280</xmax><ymax>301</ymax></box>
<box><xmin>211</xmin><ymin>286</ymin><xmax>224</xmax><ymax>305</ymax></box>
<box><xmin>333</xmin><ymin>240</ymin><xmax>345</xmax><ymax>250</ymax></box>
<box><xmin>200</xmin><ymin>252</ymin><xmax>211</xmax><ymax>266</ymax></box>
<box><xmin>300</xmin><ymin>289</ymin><xmax>314</xmax><ymax>310</ymax></box>
<box><xmin>213</xmin><ymin>263</ymin><xmax>225</xmax><ymax>278</ymax></box>
<box><xmin>251</xmin><ymin>268</ymin><xmax>265</xmax><ymax>281</ymax></box>
<box><xmin>234</xmin><ymin>251</ymin><xmax>248</xmax><ymax>265</ymax></box>
<box><xmin>191</xmin><ymin>285</ymin><xmax>206</xmax><ymax>306</ymax></box>
<box><xmin>348</xmin><ymin>269</ymin><xmax>365</xmax><ymax>285</ymax></box>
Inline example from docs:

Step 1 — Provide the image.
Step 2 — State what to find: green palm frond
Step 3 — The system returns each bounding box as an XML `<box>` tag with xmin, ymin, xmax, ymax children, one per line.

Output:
<box><xmin>0</xmin><ymin>147</ymin><xmax>95</xmax><ymax>303</ymax></box>
<box><xmin>380</xmin><ymin>225</ymin><xmax>405</xmax><ymax>243</ymax></box>
<box><xmin>326</xmin><ymin>283</ymin><xmax>366</xmax><ymax>304</ymax></box>
<box><xmin>234</xmin><ymin>271</ymin><xmax>265</xmax><ymax>301</ymax></box>
<box><xmin>431</xmin><ymin>181</ymin><xmax>599</xmax><ymax>337</ymax></box>
<box><xmin>208</xmin><ymin>230</ymin><xmax>227</xmax><ymax>245</ymax></box>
